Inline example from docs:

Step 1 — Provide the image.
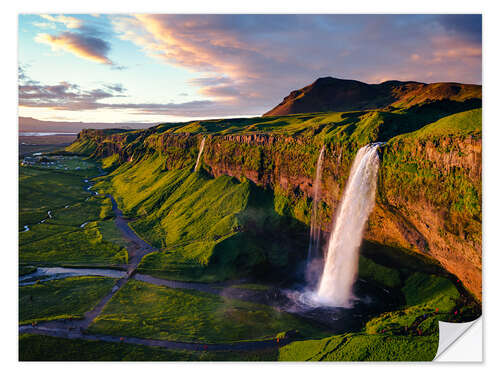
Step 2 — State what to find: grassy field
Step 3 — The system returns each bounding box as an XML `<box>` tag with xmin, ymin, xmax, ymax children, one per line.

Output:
<box><xmin>358</xmin><ymin>255</ymin><xmax>402</xmax><ymax>288</ymax></box>
<box><xmin>19</xmin><ymin>157</ymin><xmax>128</xmax><ymax>267</ymax></box>
<box><xmin>395</xmin><ymin>108</ymin><xmax>481</xmax><ymax>140</ymax></box>
<box><xmin>278</xmin><ymin>332</ymin><xmax>438</xmax><ymax>361</ymax></box>
<box><xmin>19</xmin><ymin>221</ymin><xmax>127</xmax><ymax>266</ymax></box>
<box><xmin>19</xmin><ymin>334</ymin><xmax>279</xmax><ymax>361</ymax></box>
<box><xmin>89</xmin><ymin>280</ymin><xmax>327</xmax><ymax>344</ymax></box>
<box><xmin>19</xmin><ymin>276</ymin><xmax>116</xmax><ymax>324</ymax></box>
<box><xmin>19</xmin><ymin>167</ymin><xmax>91</xmax><ymax>227</ymax></box>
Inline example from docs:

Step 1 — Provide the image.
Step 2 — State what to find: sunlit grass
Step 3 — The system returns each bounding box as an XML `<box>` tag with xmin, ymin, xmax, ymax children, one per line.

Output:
<box><xmin>19</xmin><ymin>276</ymin><xmax>116</xmax><ymax>325</ymax></box>
<box><xmin>89</xmin><ymin>280</ymin><xmax>327</xmax><ymax>344</ymax></box>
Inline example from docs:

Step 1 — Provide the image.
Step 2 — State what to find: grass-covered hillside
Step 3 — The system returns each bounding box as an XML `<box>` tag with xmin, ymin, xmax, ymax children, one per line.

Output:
<box><xmin>94</xmin><ymin>150</ymin><xmax>308</xmax><ymax>282</ymax></box>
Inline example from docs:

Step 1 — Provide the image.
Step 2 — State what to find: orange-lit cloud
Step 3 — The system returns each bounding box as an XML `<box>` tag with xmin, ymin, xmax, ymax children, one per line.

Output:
<box><xmin>430</xmin><ymin>35</ymin><xmax>482</xmax><ymax>62</ymax></box>
<box><xmin>35</xmin><ymin>32</ymin><xmax>112</xmax><ymax>65</ymax></box>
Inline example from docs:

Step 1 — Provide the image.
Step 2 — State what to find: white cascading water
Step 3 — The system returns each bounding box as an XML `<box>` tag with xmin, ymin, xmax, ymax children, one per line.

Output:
<box><xmin>315</xmin><ymin>143</ymin><xmax>382</xmax><ymax>307</ymax></box>
<box><xmin>307</xmin><ymin>145</ymin><xmax>326</xmax><ymax>263</ymax></box>
<box><xmin>194</xmin><ymin>137</ymin><xmax>206</xmax><ymax>172</ymax></box>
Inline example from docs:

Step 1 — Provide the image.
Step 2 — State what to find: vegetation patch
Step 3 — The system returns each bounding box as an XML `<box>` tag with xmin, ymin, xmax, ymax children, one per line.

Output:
<box><xmin>20</xmin><ymin>221</ymin><xmax>127</xmax><ymax>267</ymax></box>
<box><xmin>19</xmin><ymin>167</ymin><xmax>92</xmax><ymax>227</ymax></box>
<box><xmin>89</xmin><ymin>280</ymin><xmax>327</xmax><ymax>344</ymax></box>
<box><xmin>278</xmin><ymin>332</ymin><xmax>437</xmax><ymax>361</ymax></box>
<box><xmin>19</xmin><ymin>334</ymin><xmax>278</xmax><ymax>361</ymax></box>
<box><xmin>97</xmin><ymin>153</ymin><xmax>308</xmax><ymax>282</ymax></box>
<box><xmin>358</xmin><ymin>255</ymin><xmax>401</xmax><ymax>288</ymax></box>
<box><xmin>365</xmin><ymin>272</ymin><xmax>460</xmax><ymax>335</ymax></box>
<box><xmin>19</xmin><ymin>276</ymin><xmax>116</xmax><ymax>324</ymax></box>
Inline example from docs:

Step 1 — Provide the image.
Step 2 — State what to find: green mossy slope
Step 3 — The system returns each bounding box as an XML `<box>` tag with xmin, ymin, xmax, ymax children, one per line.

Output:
<box><xmin>95</xmin><ymin>151</ymin><xmax>307</xmax><ymax>282</ymax></box>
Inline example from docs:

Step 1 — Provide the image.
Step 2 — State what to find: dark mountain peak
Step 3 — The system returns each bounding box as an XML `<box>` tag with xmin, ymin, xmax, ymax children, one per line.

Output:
<box><xmin>313</xmin><ymin>76</ymin><xmax>352</xmax><ymax>84</ymax></box>
<box><xmin>378</xmin><ymin>80</ymin><xmax>422</xmax><ymax>87</ymax></box>
<box><xmin>311</xmin><ymin>76</ymin><xmax>369</xmax><ymax>88</ymax></box>
<box><xmin>263</xmin><ymin>77</ymin><xmax>481</xmax><ymax>117</ymax></box>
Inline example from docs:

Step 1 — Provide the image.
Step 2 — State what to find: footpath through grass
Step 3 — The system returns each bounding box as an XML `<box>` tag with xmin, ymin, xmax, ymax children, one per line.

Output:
<box><xmin>19</xmin><ymin>334</ymin><xmax>279</xmax><ymax>361</ymax></box>
<box><xmin>96</xmin><ymin>152</ymin><xmax>308</xmax><ymax>283</ymax></box>
<box><xmin>19</xmin><ymin>276</ymin><xmax>116</xmax><ymax>325</ymax></box>
<box><xmin>89</xmin><ymin>279</ymin><xmax>327</xmax><ymax>344</ymax></box>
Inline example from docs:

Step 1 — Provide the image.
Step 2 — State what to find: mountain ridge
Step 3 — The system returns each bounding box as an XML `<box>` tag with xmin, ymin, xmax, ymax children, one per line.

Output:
<box><xmin>263</xmin><ymin>77</ymin><xmax>482</xmax><ymax>116</ymax></box>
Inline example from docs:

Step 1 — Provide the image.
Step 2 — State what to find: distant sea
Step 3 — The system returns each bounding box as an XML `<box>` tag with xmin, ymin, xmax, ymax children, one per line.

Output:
<box><xmin>19</xmin><ymin>132</ymin><xmax>78</xmax><ymax>136</ymax></box>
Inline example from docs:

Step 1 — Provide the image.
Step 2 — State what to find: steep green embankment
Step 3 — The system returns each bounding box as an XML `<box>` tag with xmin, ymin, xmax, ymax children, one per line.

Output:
<box><xmin>94</xmin><ymin>151</ymin><xmax>307</xmax><ymax>282</ymax></box>
<box><xmin>69</xmin><ymin>105</ymin><xmax>482</xmax><ymax>299</ymax></box>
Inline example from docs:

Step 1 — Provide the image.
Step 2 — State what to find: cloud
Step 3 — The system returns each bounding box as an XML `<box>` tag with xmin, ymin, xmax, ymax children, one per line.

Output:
<box><xmin>190</xmin><ymin>76</ymin><xmax>240</xmax><ymax>99</ymax></box>
<box><xmin>35</xmin><ymin>31</ymin><xmax>113</xmax><ymax>65</ymax></box>
<box><xmin>33</xmin><ymin>22</ymin><xmax>56</xmax><ymax>29</ymax></box>
<box><xmin>430</xmin><ymin>35</ymin><xmax>482</xmax><ymax>61</ymax></box>
<box><xmin>18</xmin><ymin>66</ymin><xmax>28</xmax><ymax>82</ymax></box>
<box><xmin>111</xmin><ymin>14</ymin><xmax>482</xmax><ymax>116</ymax></box>
<box><xmin>18</xmin><ymin>77</ymin><xmax>222</xmax><ymax>117</ymax></box>
<box><xmin>110</xmin><ymin>64</ymin><xmax>128</xmax><ymax>71</ymax></box>
<box><xmin>19</xmin><ymin>81</ymin><xmax>116</xmax><ymax>108</ymax></box>
<box><xmin>40</xmin><ymin>14</ymin><xmax>83</xmax><ymax>29</ymax></box>
<box><xmin>103</xmin><ymin>83</ymin><xmax>126</xmax><ymax>93</ymax></box>
<box><xmin>18</xmin><ymin>64</ymin><xmax>39</xmax><ymax>85</ymax></box>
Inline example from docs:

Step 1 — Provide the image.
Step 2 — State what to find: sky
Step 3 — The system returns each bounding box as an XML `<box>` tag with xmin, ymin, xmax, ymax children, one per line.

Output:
<box><xmin>18</xmin><ymin>14</ymin><xmax>482</xmax><ymax>125</ymax></box>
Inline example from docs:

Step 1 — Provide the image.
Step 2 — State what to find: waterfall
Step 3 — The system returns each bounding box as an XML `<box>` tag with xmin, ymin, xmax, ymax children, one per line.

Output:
<box><xmin>315</xmin><ymin>143</ymin><xmax>382</xmax><ymax>307</ymax></box>
<box><xmin>194</xmin><ymin>137</ymin><xmax>206</xmax><ymax>172</ymax></box>
<box><xmin>305</xmin><ymin>146</ymin><xmax>326</xmax><ymax>285</ymax></box>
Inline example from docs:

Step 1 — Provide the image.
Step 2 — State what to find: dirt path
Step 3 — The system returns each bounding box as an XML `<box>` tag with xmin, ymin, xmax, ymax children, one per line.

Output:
<box><xmin>106</xmin><ymin>195</ymin><xmax>156</xmax><ymax>274</ymax></box>
<box><xmin>19</xmin><ymin>324</ymin><xmax>290</xmax><ymax>352</ymax></box>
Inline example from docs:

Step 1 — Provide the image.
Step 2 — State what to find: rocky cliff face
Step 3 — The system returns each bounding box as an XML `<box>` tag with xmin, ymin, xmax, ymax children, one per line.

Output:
<box><xmin>76</xmin><ymin>119</ymin><xmax>482</xmax><ymax>300</ymax></box>
<box><xmin>378</xmin><ymin>134</ymin><xmax>482</xmax><ymax>300</ymax></box>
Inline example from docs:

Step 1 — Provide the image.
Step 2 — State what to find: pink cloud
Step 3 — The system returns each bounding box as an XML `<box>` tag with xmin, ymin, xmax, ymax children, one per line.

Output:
<box><xmin>35</xmin><ymin>32</ymin><xmax>113</xmax><ymax>65</ymax></box>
